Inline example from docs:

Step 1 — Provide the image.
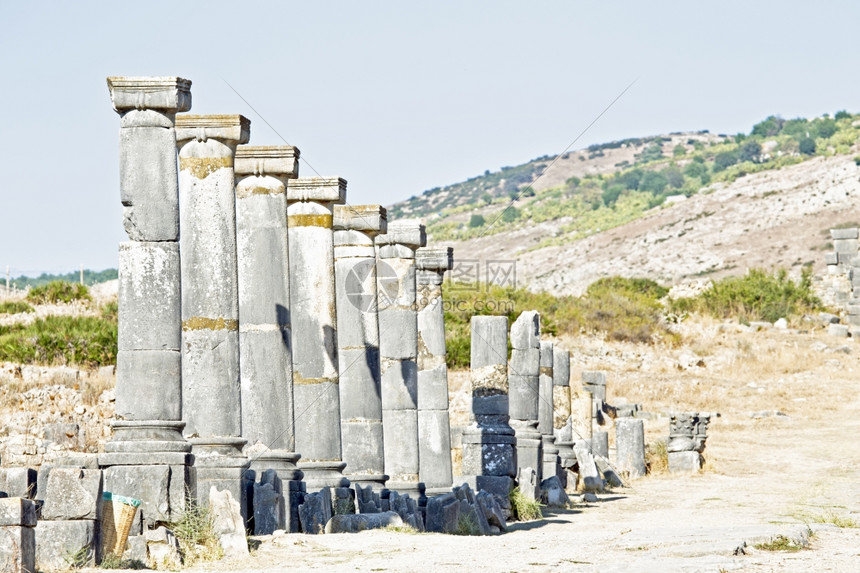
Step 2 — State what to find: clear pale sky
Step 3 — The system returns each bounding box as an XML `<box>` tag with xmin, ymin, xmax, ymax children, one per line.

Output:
<box><xmin>1</xmin><ymin>1</ymin><xmax>858</xmax><ymax>275</ymax></box>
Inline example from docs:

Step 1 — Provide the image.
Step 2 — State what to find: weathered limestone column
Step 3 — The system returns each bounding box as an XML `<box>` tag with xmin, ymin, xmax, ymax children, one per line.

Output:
<box><xmin>415</xmin><ymin>246</ymin><xmax>454</xmax><ymax>494</ymax></box>
<box><xmin>234</xmin><ymin>146</ymin><xmax>304</xmax><ymax>506</ymax></box>
<box><xmin>376</xmin><ymin>221</ymin><xmax>426</xmax><ymax>496</ymax></box>
<box><xmin>333</xmin><ymin>204</ymin><xmax>388</xmax><ymax>487</ymax></box>
<box><xmin>615</xmin><ymin>418</ymin><xmax>646</xmax><ymax>478</ymax></box>
<box><xmin>508</xmin><ymin>311</ymin><xmax>543</xmax><ymax>478</ymax></box>
<box><xmin>176</xmin><ymin>114</ymin><xmax>251</xmax><ymax>511</ymax></box>
<box><xmin>551</xmin><ymin>348</ymin><xmax>575</xmax><ymax>471</ymax></box>
<box><xmin>463</xmin><ymin>316</ymin><xmax>516</xmax><ymax>507</ymax></box>
<box><xmin>287</xmin><ymin>177</ymin><xmax>349</xmax><ymax>489</ymax></box>
<box><xmin>101</xmin><ymin>77</ymin><xmax>194</xmax><ymax>525</ymax></box>
<box><xmin>538</xmin><ymin>341</ymin><xmax>560</xmax><ymax>481</ymax></box>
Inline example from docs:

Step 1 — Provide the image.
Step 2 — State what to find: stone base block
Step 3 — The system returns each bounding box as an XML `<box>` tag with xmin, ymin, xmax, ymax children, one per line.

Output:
<box><xmin>196</xmin><ymin>466</ymin><xmax>252</xmax><ymax>524</ymax></box>
<box><xmin>341</xmin><ymin>420</ymin><xmax>386</xmax><ymax>482</ymax></box>
<box><xmin>461</xmin><ymin>426</ymin><xmax>516</xmax><ymax>478</ymax></box>
<box><xmin>382</xmin><ymin>408</ymin><xmax>419</xmax><ymax>483</ymax></box>
<box><xmin>103</xmin><ymin>463</ymin><xmax>193</xmax><ymax>527</ymax></box>
<box><xmin>297</xmin><ymin>461</ymin><xmax>349</xmax><ymax>490</ymax></box>
<box><xmin>35</xmin><ymin>519</ymin><xmax>98</xmax><ymax>571</ymax></box>
<box><xmin>247</xmin><ymin>450</ymin><xmax>303</xmax><ymax>482</ymax></box>
<box><xmin>0</xmin><ymin>525</ymin><xmax>35</xmax><ymax>573</ymax></box>
<box><xmin>668</xmin><ymin>451</ymin><xmax>703</xmax><ymax>473</ymax></box>
<box><xmin>41</xmin><ymin>469</ymin><xmax>103</xmax><ymax>521</ymax></box>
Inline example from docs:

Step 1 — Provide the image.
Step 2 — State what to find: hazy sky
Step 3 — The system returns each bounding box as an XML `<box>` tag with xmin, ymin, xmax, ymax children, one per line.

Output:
<box><xmin>2</xmin><ymin>1</ymin><xmax>858</xmax><ymax>275</ymax></box>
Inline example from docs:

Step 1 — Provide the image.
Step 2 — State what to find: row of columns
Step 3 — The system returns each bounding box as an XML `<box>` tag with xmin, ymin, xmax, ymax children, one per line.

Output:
<box><xmin>103</xmin><ymin>77</ymin><xmax>457</xmax><ymax>519</ymax></box>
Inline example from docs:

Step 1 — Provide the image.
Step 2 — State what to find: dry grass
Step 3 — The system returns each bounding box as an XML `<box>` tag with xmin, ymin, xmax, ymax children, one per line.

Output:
<box><xmin>645</xmin><ymin>439</ymin><xmax>669</xmax><ymax>474</ymax></box>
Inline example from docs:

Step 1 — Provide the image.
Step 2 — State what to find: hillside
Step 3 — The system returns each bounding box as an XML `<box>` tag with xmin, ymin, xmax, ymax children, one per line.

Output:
<box><xmin>389</xmin><ymin>113</ymin><xmax>860</xmax><ymax>294</ymax></box>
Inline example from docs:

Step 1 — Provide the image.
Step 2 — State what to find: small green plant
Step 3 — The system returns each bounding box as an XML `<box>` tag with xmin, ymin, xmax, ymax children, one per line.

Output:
<box><xmin>381</xmin><ymin>524</ymin><xmax>420</xmax><ymax>534</ymax></box>
<box><xmin>754</xmin><ymin>535</ymin><xmax>803</xmax><ymax>552</ymax></box>
<box><xmin>453</xmin><ymin>512</ymin><xmax>482</xmax><ymax>535</ymax></box>
<box><xmin>809</xmin><ymin>510</ymin><xmax>858</xmax><ymax>528</ymax></box>
<box><xmin>509</xmin><ymin>487</ymin><xmax>544</xmax><ymax>522</ymax></box>
<box><xmin>99</xmin><ymin>552</ymin><xmax>147</xmax><ymax>569</ymax></box>
<box><xmin>168</xmin><ymin>497</ymin><xmax>223</xmax><ymax>566</ymax></box>
<box><xmin>27</xmin><ymin>280</ymin><xmax>91</xmax><ymax>305</ymax></box>
<box><xmin>0</xmin><ymin>301</ymin><xmax>34</xmax><ymax>314</ymax></box>
<box><xmin>65</xmin><ymin>545</ymin><xmax>94</xmax><ymax>569</ymax></box>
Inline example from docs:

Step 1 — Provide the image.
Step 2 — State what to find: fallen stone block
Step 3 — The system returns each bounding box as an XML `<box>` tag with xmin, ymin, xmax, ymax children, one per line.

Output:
<box><xmin>324</xmin><ymin>511</ymin><xmax>402</xmax><ymax>533</ymax></box>
<box><xmin>0</xmin><ymin>525</ymin><xmax>35</xmax><ymax>573</ymax></box>
<box><xmin>540</xmin><ymin>476</ymin><xmax>570</xmax><ymax>508</ymax></box>
<box><xmin>35</xmin><ymin>519</ymin><xmax>97</xmax><ymax>571</ymax></box>
<box><xmin>41</xmin><ymin>468</ymin><xmax>103</xmax><ymax>521</ymax></box>
<box><xmin>144</xmin><ymin>526</ymin><xmax>181</xmax><ymax>569</ymax></box>
<box><xmin>668</xmin><ymin>451</ymin><xmax>703</xmax><ymax>473</ymax></box>
<box><xmin>253</xmin><ymin>480</ymin><xmax>283</xmax><ymax>535</ymax></box>
<box><xmin>209</xmin><ymin>486</ymin><xmax>249</xmax><ymax>558</ymax></box>
<box><xmin>476</xmin><ymin>490</ymin><xmax>506</xmax><ymax>532</ymax></box>
<box><xmin>122</xmin><ymin>534</ymin><xmax>147</xmax><ymax>565</ymax></box>
<box><xmin>515</xmin><ymin>467</ymin><xmax>538</xmax><ymax>501</ymax></box>
<box><xmin>299</xmin><ymin>490</ymin><xmax>332</xmax><ymax>535</ymax></box>
<box><xmin>573</xmin><ymin>447</ymin><xmax>604</xmax><ymax>493</ymax></box>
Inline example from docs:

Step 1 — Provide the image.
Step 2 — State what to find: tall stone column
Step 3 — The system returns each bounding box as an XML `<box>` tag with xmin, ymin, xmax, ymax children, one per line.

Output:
<box><xmin>538</xmin><ymin>341</ymin><xmax>560</xmax><ymax>482</ymax></box>
<box><xmin>333</xmin><ymin>204</ymin><xmax>388</xmax><ymax>487</ymax></box>
<box><xmin>234</xmin><ymin>146</ymin><xmax>304</xmax><ymax>502</ymax></box>
<box><xmin>376</xmin><ymin>221</ymin><xmax>426</xmax><ymax>497</ymax></box>
<box><xmin>176</xmin><ymin>114</ymin><xmax>251</xmax><ymax>511</ymax></box>
<box><xmin>101</xmin><ymin>77</ymin><xmax>194</xmax><ymax>526</ymax></box>
<box><xmin>415</xmin><ymin>246</ymin><xmax>454</xmax><ymax>494</ymax></box>
<box><xmin>508</xmin><ymin>311</ymin><xmax>543</xmax><ymax>479</ymax></box>
<box><xmin>551</xmin><ymin>348</ymin><xmax>576</xmax><ymax>471</ymax></box>
<box><xmin>463</xmin><ymin>316</ymin><xmax>516</xmax><ymax>508</ymax></box>
<box><xmin>287</xmin><ymin>177</ymin><xmax>349</xmax><ymax>489</ymax></box>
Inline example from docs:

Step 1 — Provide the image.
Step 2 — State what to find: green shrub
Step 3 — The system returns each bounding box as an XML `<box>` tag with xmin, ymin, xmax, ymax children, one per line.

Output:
<box><xmin>509</xmin><ymin>487</ymin><xmax>544</xmax><ymax>521</ymax></box>
<box><xmin>168</xmin><ymin>497</ymin><xmax>224</xmax><ymax>566</ymax></box>
<box><xmin>670</xmin><ymin>268</ymin><xmax>821</xmax><ymax>323</ymax></box>
<box><xmin>0</xmin><ymin>315</ymin><xmax>117</xmax><ymax>368</ymax></box>
<box><xmin>468</xmin><ymin>214</ymin><xmax>485</xmax><ymax>228</ymax></box>
<box><xmin>0</xmin><ymin>301</ymin><xmax>34</xmax><ymax>314</ymax></box>
<box><xmin>27</xmin><ymin>280</ymin><xmax>91</xmax><ymax>305</ymax></box>
<box><xmin>799</xmin><ymin>137</ymin><xmax>816</xmax><ymax>155</ymax></box>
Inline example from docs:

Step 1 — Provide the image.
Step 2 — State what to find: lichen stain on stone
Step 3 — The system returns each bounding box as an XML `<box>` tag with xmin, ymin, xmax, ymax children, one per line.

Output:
<box><xmin>471</xmin><ymin>364</ymin><xmax>508</xmax><ymax>397</ymax></box>
<box><xmin>293</xmin><ymin>372</ymin><xmax>338</xmax><ymax>385</ymax></box>
<box><xmin>182</xmin><ymin>316</ymin><xmax>239</xmax><ymax>332</ymax></box>
<box><xmin>539</xmin><ymin>367</ymin><xmax>553</xmax><ymax>377</ymax></box>
<box><xmin>288</xmin><ymin>214</ymin><xmax>333</xmax><ymax>228</ymax></box>
<box><xmin>179</xmin><ymin>157</ymin><xmax>232</xmax><ymax>179</ymax></box>
<box><xmin>236</xmin><ymin>185</ymin><xmax>284</xmax><ymax>199</ymax></box>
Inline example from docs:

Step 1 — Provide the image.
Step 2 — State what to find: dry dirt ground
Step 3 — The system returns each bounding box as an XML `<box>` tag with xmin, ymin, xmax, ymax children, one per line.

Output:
<box><xmin>156</xmin><ymin>317</ymin><xmax>860</xmax><ymax>573</ymax></box>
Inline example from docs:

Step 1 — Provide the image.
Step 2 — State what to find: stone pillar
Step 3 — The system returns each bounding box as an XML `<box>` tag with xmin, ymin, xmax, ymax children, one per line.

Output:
<box><xmin>176</xmin><ymin>114</ymin><xmax>251</xmax><ymax>511</ymax></box>
<box><xmin>462</xmin><ymin>316</ymin><xmax>516</xmax><ymax>508</ymax></box>
<box><xmin>234</xmin><ymin>146</ymin><xmax>304</xmax><ymax>512</ymax></box>
<box><xmin>615</xmin><ymin>418</ymin><xmax>646</xmax><ymax>478</ymax></box>
<box><xmin>376</xmin><ymin>221</ymin><xmax>426</xmax><ymax>496</ymax></box>
<box><xmin>508</xmin><ymin>311</ymin><xmax>543</xmax><ymax>479</ymax></box>
<box><xmin>101</xmin><ymin>77</ymin><xmax>194</xmax><ymax>525</ymax></box>
<box><xmin>538</xmin><ymin>341</ymin><xmax>560</xmax><ymax>482</ymax></box>
<box><xmin>333</xmin><ymin>204</ymin><xmax>388</xmax><ymax>487</ymax></box>
<box><xmin>287</xmin><ymin>177</ymin><xmax>348</xmax><ymax>489</ymax></box>
<box><xmin>415</xmin><ymin>246</ymin><xmax>454</xmax><ymax>494</ymax></box>
<box><xmin>551</xmin><ymin>348</ymin><xmax>575</xmax><ymax>471</ymax></box>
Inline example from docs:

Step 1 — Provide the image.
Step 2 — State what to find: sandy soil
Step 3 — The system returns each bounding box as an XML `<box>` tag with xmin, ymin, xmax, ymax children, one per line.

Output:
<box><xmin>163</xmin><ymin>320</ymin><xmax>860</xmax><ymax>572</ymax></box>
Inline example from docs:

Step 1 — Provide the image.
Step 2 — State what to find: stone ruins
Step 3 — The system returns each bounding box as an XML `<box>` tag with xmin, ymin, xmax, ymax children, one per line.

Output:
<box><xmin>0</xmin><ymin>76</ymin><xmax>655</xmax><ymax>571</ymax></box>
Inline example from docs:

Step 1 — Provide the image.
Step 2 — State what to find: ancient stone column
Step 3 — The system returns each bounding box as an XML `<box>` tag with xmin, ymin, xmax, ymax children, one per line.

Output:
<box><xmin>415</xmin><ymin>246</ymin><xmax>454</xmax><ymax>494</ymax></box>
<box><xmin>333</xmin><ymin>204</ymin><xmax>388</xmax><ymax>487</ymax></box>
<box><xmin>508</xmin><ymin>311</ymin><xmax>543</xmax><ymax>478</ymax></box>
<box><xmin>551</xmin><ymin>348</ymin><xmax>575</xmax><ymax>471</ymax></box>
<box><xmin>615</xmin><ymin>418</ymin><xmax>646</xmax><ymax>478</ymax></box>
<box><xmin>176</xmin><ymin>114</ymin><xmax>251</xmax><ymax>510</ymax></box>
<box><xmin>234</xmin><ymin>146</ymin><xmax>304</xmax><ymax>507</ymax></box>
<box><xmin>463</xmin><ymin>316</ymin><xmax>516</xmax><ymax>506</ymax></box>
<box><xmin>538</xmin><ymin>341</ymin><xmax>560</xmax><ymax>481</ymax></box>
<box><xmin>376</xmin><ymin>221</ymin><xmax>426</xmax><ymax>497</ymax></box>
<box><xmin>287</xmin><ymin>177</ymin><xmax>348</xmax><ymax>489</ymax></box>
<box><xmin>101</xmin><ymin>77</ymin><xmax>194</xmax><ymax>525</ymax></box>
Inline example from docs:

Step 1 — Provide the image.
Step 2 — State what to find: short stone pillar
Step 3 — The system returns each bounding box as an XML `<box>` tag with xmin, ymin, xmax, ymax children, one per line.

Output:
<box><xmin>287</xmin><ymin>177</ymin><xmax>348</xmax><ymax>489</ymax></box>
<box><xmin>415</xmin><ymin>246</ymin><xmax>454</xmax><ymax>494</ymax></box>
<box><xmin>667</xmin><ymin>412</ymin><xmax>710</xmax><ymax>473</ymax></box>
<box><xmin>176</xmin><ymin>114</ymin><xmax>251</xmax><ymax>511</ymax></box>
<box><xmin>376</xmin><ymin>221</ymin><xmax>426</xmax><ymax>496</ymax></box>
<box><xmin>101</xmin><ymin>77</ymin><xmax>194</xmax><ymax>524</ymax></box>
<box><xmin>462</xmin><ymin>316</ymin><xmax>516</xmax><ymax>507</ymax></box>
<box><xmin>333</xmin><ymin>204</ymin><xmax>388</xmax><ymax>487</ymax></box>
<box><xmin>508</xmin><ymin>311</ymin><xmax>543</xmax><ymax>480</ymax></box>
<box><xmin>234</xmin><ymin>145</ymin><xmax>304</xmax><ymax>508</ymax></box>
<box><xmin>551</xmin><ymin>348</ymin><xmax>575</xmax><ymax>470</ymax></box>
<box><xmin>538</xmin><ymin>341</ymin><xmax>560</xmax><ymax>481</ymax></box>
<box><xmin>615</xmin><ymin>418</ymin><xmax>646</xmax><ymax>478</ymax></box>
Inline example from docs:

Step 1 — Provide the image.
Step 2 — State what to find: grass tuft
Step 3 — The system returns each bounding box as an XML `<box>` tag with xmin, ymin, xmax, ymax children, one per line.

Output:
<box><xmin>65</xmin><ymin>545</ymin><xmax>94</xmax><ymax>569</ymax></box>
<box><xmin>168</xmin><ymin>497</ymin><xmax>223</xmax><ymax>566</ymax></box>
<box><xmin>453</xmin><ymin>512</ymin><xmax>482</xmax><ymax>536</ymax></box>
<box><xmin>509</xmin><ymin>487</ymin><xmax>544</xmax><ymax>522</ymax></box>
<box><xmin>645</xmin><ymin>439</ymin><xmax>669</xmax><ymax>474</ymax></box>
<box><xmin>99</xmin><ymin>552</ymin><xmax>147</xmax><ymax>569</ymax></box>
<box><xmin>754</xmin><ymin>535</ymin><xmax>803</xmax><ymax>552</ymax></box>
<box><xmin>381</xmin><ymin>524</ymin><xmax>421</xmax><ymax>534</ymax></box>
<box><xmin>809</xmin><ymin>510</ymin><xmax>858</xmax><ymax>528</ymax></box>
<box><xmin>0</xmin><ymin>301</ymin><xmax>34</xmax><ymax>314</ymax></box>
<box><xmin>27</xmin><ymin>280</ymin><xmax>91</xmax><ymax>305</ymax></box>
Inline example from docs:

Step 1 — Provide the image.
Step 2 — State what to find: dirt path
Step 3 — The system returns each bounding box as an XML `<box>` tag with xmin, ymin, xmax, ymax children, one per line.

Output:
<box><xmin>173</xmin><ymin>323</ymin><xmax>860</xmax><ymax>572</ymax></box>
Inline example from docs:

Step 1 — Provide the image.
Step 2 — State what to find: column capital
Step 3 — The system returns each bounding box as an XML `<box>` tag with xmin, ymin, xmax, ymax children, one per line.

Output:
<box><xmin>107</xmin><ymin>76</ymin><xmax>192</xmax><ymax>113</ymax></box>
<box><xmin>415</xmin><ymin>247</ymin><xmax>453</xmax><ymax>273</ymax></box>
<box><xmin>333</xmin><ymin>205</ymin><xmax>387</xmax><ymax>235</ymax></box>
<box><xmin>235</xmin><ymin>145</ymin><xmax>300</xmax><ymax>179</ymax></box>
<box><xmin>376</xmin><ymin>220</ymin><xmax>426</xmax><ymax>250</ymax></box>
<box><xmin>287</xmin><ymin>177</ymin><xmax>347</xmax><ymax>204</ymax></box>
<box><xmin>175</xmin><ymin>114</ymin><xmax>251</xmax><ymax>146</ymax></box>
